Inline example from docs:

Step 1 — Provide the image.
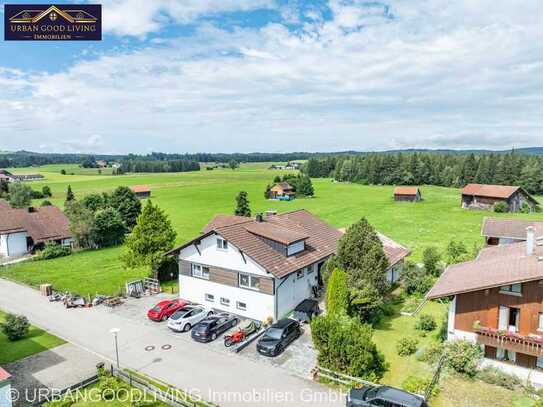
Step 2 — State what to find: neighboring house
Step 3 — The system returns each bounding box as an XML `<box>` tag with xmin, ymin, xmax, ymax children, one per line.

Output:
<box><xmin>96</xmin><ymin>160</ymin><xmax>108</xmax><ymax>168</ymax></box>
<box><xmin>393</xmin><ymin>187</ymin><xmax>422</xmax><ymax>202</ymax></box>
<box><xmin>461</xmin><ymin>184</ymin><xmax>539</xmax><ymax>212</ymax></box>
<box><xmin>481</xmin><ymin>217</ymin><xmax>543</xmax><ymax>246</ymax></box>
<box><xmin>0</xmin><ymin>367</ymin><xmax>12</xmax><ymax>407</ymax></box>
<box><xmin>166</xmin><ymin>210</ymin><xmax>343</xmax><ymax>321</ymax></box>
<box><xmin>285</xmin><ymin>162</ymin><xmax>302</xmax><ymax>170</ymax></box>
<box><xmin>130</xmin><ymin>185</ymin><xmax>151</xmax><ymax>199</ymax></box>
<box><xmin>0</xmin><ymin>170</ymin><xmax>43</xmax><ymax>182</ymax></box>
<box><xmin>0</xmin><ymin>200</ymin><xmax>72</xmax><ymax>258</ymax></box>
<box><xmin>427</xmin><ymin>226</ymin><xmax>543</xmax><ymax>387</ymax></box>
<box><xmin>338</xmin><ymin>227</ymin><xmax>410</xmax><ymax>283</ymax></box>
<box><xmin>269</xmin><ymin>182</ymin><xmax>295</xmax><ymax>200</ymax></box>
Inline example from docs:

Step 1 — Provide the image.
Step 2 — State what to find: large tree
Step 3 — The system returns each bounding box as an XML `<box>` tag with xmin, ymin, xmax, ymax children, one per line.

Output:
<box><xmin>65</xmin><ymin>201</ymin><xmax>96</xmax><ymax>248</ymax></box>
<box><xmin>8</xmin><ymin>182</ymin><xmax>32</xmax><ymax>208</ymax></box>
<box><xmin>65</xmin><ymin>185</ymin><xmax>75</xmax><ymax>203</ymax></box>
<box><xmin>234</xmin><ymin>191</ymin><xmax>251</xmax><ymax>217</ymax></box>
<box><xmin>122</xmin><ymin>200</ymin><xmax>177</xmax><ymax>269</ymax></box>
<box><xmin>110</xmin><ymin>186</ymin><xmax>141</xmax><ymax>229</ymax></box>
<box><xmin>336</xmin><ymin>218</ymin><xmax>389</xmax><ymax>322</ymax></box>
<box><xmin>92</xmin><ymin>208</ymin><xmax>126</xmax><ymax>247</ymax></box>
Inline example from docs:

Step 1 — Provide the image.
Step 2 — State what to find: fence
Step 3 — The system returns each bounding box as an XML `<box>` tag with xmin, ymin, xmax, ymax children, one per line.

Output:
<box><xmin>424</xmin><ymin>355</ymin><xmax>446</xmax><ymax>400</ymax></box>
<box><xmin>311</xmin><ymin>366</ymin><xmax>375</xmax><ymax>387</ymax></box>
<box><xmin>40</xmin><ymin>374</ymin><xmax>99</xmax><ymax>404</ymax></box>
<box><xmin>111</xmin><ymin>366</ymin><xmax>218</xmax><ymax>407</ymax></box>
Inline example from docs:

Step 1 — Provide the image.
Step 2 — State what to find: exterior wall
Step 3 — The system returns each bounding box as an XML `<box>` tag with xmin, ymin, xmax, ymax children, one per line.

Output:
<box><xmin>0</xmin><ymin>380</ymin><xmax>12</xmax><ymax>407</ymax></box>
<box><xmin>394</xmin><ymin>193</ymin><xmax>420</xmax><ymax>202</ymax></box>
<box><xmin>454</xmin><ymin>281</ymin><xmax>543</xmax><ymax>336</ymax></box>
<box><xmin>480</xmin><ymin>358</ymin><xmax>543</xmax><ymax>388</ymax></box>
<box><xmin>386</xmin><ymin>261</ymin><xmax>403</xmax><ymax>283</ymax></box>
<box><xmin>275</xmin><ymin>262</ymin><xmax>320</xmax><ymax>319</ymax></box>
<box><xmin>0</xmin><ymin>232</ymin><xmax>28</xmax><ymax>258</ymax></box>
<box><xmin>462</xmin><ymin>190</ymin><xmax>537</xmax><ymax>212</ymax></box>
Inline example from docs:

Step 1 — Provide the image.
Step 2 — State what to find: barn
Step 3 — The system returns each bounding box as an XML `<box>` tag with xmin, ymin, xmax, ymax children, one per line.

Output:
<box><xmin>130</xmin><ymin>185</ymin><xmax>151</xmax><ymax>199</ymax></box>
<box><xmin>393</xmin><ymin>187</ymin><xmax>421</xmax><ymax>202</ymax></box>
<box><xmin>461</xmin><ymin>184</ymin><xmax>539</xmax><ymax>212</ymax></box>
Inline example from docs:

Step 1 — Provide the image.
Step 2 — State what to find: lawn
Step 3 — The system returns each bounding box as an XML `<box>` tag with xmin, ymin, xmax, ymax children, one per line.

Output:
<box><xmin>0</xmin><ymin>310</ymin><xmax>65</xmax><ymax>365</ymax></box>
<box><xmin>2</xmin><ymin>163</ymin><xmax>542</xmax><ymax>297</ymax></box>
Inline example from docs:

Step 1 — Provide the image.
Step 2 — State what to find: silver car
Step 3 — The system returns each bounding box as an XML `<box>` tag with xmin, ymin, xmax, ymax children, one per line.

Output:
<box><xmin>167</xmin><ymin>305</ymin><xmax>214</xmax><ymax>332</ymax></box>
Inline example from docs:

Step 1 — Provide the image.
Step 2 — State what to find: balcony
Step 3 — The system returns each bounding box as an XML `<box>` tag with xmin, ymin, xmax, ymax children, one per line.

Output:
<box><xmin>476</xmin><ymin>327</ymin><xmax>543</xmax><ymax>357</ymax></box>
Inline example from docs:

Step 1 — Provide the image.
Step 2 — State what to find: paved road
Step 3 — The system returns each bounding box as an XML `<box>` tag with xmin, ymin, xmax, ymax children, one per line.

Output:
<box><xmin>0</xmin><ymin>279</ymin><xmax>345</xmax><ymax>407</ymax></box>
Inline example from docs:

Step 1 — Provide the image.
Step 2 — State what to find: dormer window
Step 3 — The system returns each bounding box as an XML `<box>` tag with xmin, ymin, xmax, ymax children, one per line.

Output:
<box><xmin>287</xmin><ymin>240</ymin><xmax>305</xmax><ymax>256</ymax></box>
<box><xmin>217</xmin><ymin>238</ymin><xmax>228</xmax><ymax>250</ymax></box>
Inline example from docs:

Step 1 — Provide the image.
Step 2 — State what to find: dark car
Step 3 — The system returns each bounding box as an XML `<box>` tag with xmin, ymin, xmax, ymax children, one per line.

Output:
<box><xmin>190</xmin><ymin>313</ymin><xmax>239</xmax><ymax>342</ymax></box>
<box><xmin>292</xmin><ymin>299</ymin><xmax>321</xmax><ymax>323</ymax></box>
<box><xmin>346</xmin><ymin>386</ymin><xmax>428</xmax><ymax>407</ymax></box>
<box><xmin>256</xmin><ymin>318</ymin><xmax>301</xmax><ymax>357</ymax></box>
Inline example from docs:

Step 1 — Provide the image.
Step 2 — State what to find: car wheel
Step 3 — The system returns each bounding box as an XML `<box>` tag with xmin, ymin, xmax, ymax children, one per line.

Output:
<box><xmin>207</xmin><ymin>311</ymin><xmax>213</xmax><ymax>317</ymax></box>
<box><xmin>231</xmin><ymin>319</ymin><xmax>239</xmax><ymax>327</ymax></box>
<box><xmin>183</xmin><ymin>323</ymin><xmax>191</xmax><ymax>332</ymax></box>
<box><xmin>211</xmin><ymin>333</ymin><xmax>217</xmax><ymax>341</ymax></box>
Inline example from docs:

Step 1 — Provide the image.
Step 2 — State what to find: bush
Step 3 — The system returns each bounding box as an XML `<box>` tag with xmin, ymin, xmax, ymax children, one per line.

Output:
<box><xmin>396</xmin><ymin>337</ymin><xmax>418</xmax><ymax>357</ymax></box>
<box><xmin>1</xmin><ymin>313</ymin><xmax>30</xmax><ymax>341</ymax></box>
<box><xmin>493</xmin><ymin>201</ymin><xmax>508</xmax><ymax>213</ymax></box>
<box><xmin>41</xmin><ymin>200</ymin><xmax>52</xmax><ymax>206</ymax></box>
<box><xmin>39</xmin><ymin>242</ymin><xmax>71</xmax><ymax>260</ymax></box>
<box><xmin>401</xmin><ymin>264</ymin><xmax>435</xmax><ymax>296</ymax></box>
<box><xmin>415</xmin><ymin>314</ymin><xmax>437</xmax><ymax>332</ymax></box>
<box><xmin>31</xmin><ymin>190</ymin><xmax>44</xmax><ymax>199</ymax></box>
<box><xmin>42</xmin><ymin>185</ymin><xmax>52</xmax><ymax>197</ymax></box>
<box><xmin>416</xmin><ymin>342</ymin><xmax>444</xmax><ymax>364</ymax></box>
<box><xmin>443</xmin><ymin>340</ymin><xmax>482</xmax><ymax>377</ymax></box>
<box><xmin>476</xmin><ymin>367</ymin><xmax>522</xmax><ymax>391</ymax></box>
<box><xmin>311</xmin><ymin>314</ymin><xmax>387</xmax><ymax>381</ymax></box>
<box><xmin>326</xmin><ymin>268</ymin><xmax>349</xmax><ymax>316</ymax></box>
<box><xmin>402</xmin><ymin>375</ymin><xmax>438</xmax><ymax>398</ymax></box>
<box><xmin>422</xmin><ymin>246</ymin><xmax>442</xmax><ymax>276</ymax></box>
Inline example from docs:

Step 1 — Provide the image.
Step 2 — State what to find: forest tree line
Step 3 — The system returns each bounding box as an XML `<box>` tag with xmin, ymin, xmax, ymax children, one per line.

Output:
<box><xmin>303</xmin><ymin>151</ymin><xmax>543</xmax><ymax>195</ymax></box>
<box><xmin>120</xmin><ymin>159</ymin><xmax>200</xmax><ymax>173</ymax></box>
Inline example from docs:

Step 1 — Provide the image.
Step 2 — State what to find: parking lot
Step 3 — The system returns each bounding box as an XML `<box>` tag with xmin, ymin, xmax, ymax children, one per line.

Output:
<box><xmin>96</xmin><ymin>293</ymin><xmax>318</xmax><ymax>380</ymax></box>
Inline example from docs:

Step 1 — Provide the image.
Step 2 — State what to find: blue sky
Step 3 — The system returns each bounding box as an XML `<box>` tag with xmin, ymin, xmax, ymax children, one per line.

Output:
<box><xmin>1</xmin><ymin>0</ymin><xmax>543</xmax><ymax>154</ymax></box>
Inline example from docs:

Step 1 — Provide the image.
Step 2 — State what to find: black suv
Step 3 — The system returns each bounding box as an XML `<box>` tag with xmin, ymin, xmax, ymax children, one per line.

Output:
<box><xmin>346</xmin><ymin>386</ymin><xmax>428</xmax><ymax>407</ymax></box>
<box><xmin>191</xmin><ymin>313</ymin><xmax>238</xmax><ymax>343</ymax></box>
<box><xmin>256</xmin><ymin>318</ymin><xmax>301</xmax><ymax>357</ymax></box>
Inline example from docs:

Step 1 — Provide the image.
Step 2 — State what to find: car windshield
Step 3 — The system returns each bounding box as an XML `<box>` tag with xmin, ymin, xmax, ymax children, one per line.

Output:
<box><xmin>265</xmin><ymin>328</ymin><xmax>283</xmax><ymax>340</ymax></box>
<box><xmin>151</xmin><ymin>306</ymin><xmax>161</xmax><ymax>312</ymax></box>
<box><xmin>170</xmin><ymin>310</ymin><xmax>188</xmax><ymax>320</ymax></box>
<box><xmin>364</xmin><ymin>388</ymin><xmax>378</xmax><ymax>400</ymax></box>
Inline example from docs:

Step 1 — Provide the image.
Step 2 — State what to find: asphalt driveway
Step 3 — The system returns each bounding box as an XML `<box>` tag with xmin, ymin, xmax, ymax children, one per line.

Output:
<box><xmin>0</xmin><ymin>279</ymin><xmax>344</xmax><ymax>407</ymax></box>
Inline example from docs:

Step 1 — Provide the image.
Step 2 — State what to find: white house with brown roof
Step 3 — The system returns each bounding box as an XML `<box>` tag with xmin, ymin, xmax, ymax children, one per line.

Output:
<box><xmin>167</xmin><ymin>210</ymin><xmax>343</xmax><ymax>321</ymax></box>
<box><xmin>427</xmin><ymin>226</ymin><xmax>543</xmax><ymax>386</ymax></box>
<box><xmin>0</xmin><ymin>200</ymin><xmax>72</xmax><ymax>258</ymax></box>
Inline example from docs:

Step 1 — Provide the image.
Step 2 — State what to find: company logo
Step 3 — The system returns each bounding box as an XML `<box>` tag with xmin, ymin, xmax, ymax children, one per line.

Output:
<box><xmin>4</xmin><ymin>4</ymin><xmax>101</xmax><ymax>41</ymax></box>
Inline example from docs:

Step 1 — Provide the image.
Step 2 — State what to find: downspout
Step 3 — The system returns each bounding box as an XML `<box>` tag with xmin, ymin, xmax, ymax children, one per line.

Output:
<box><xmin>274</xmin><ymin>274</ymin><xmax>290</xmax><ymax>321</ymax></box>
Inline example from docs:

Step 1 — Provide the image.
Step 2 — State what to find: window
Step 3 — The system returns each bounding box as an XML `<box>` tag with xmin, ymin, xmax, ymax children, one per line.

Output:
<box><xmin>537</xmin><ymin>357</ymin><xmax>543</xmax><ymax>369</ymax></box>
<box><xmin>539</xmin><ymin>313</ymin><xmax>543</xmax><ymax>331</ymax></box>
<box><xmin>205</xmin><ymin>293</ymin><xmax>214</xmax><ymax>302</ymax></box>
<box><xmin>306</xmin><ymin>265</ymin><xmax>314</xmax><ymax>274</ymax></box>
<box><xmin>236</xmin><ymin>301</ymin><xmax>247</xmax><ymax>311</ymax></box>
<box><xmin>296</xmin><ymin>269</ymin><xmax>305</xmax><ymax>279</ymax></box>
<box><xmin>239</xmin><ymin>273</ymin><xmax>260</xmax><ymax>290</ymax></box>
<box><xmin>500</xmin><ymin>283</ymin><xmax>522</xmax><ymax>295</ymax></box>
<box><xmin>496</xmin><ymin>348</ymin><xmax>516</xmax><ymax>362</ymax></box>
<box><xmin>191</xmin><ymin>264</ymin><xmax>210</xmax><ymax>279</ymax></box>
<box><xmin>217</xmin><ymin>238</ymin><xmax>228</xmax><ymax>250</ymax></box>
<box><xmin>220</xmin><ymin>297</ymin><xmax>230</xmax><ymax>306</ymax></box>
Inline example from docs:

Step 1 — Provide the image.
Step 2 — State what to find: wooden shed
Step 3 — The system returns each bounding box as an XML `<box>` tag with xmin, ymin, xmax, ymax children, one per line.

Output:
<box><xmin>461</xmin><ymin>184</ymin><xmax>538</xmax><ymax>212</ymax></box>
<box><xmin>130</xmin><ymin>185</ymin><xmax>151</xmax><ymax>199</ymax></box>
<box><xmin>393</xmin><ymin>187</ymin><xmax>421</xmax><ymax>202</ymax></box>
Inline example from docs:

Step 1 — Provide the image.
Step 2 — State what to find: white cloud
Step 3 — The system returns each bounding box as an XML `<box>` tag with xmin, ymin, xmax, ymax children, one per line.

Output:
<box><xmin>2</xmin><ymin>0</ymin><xmax>543</xmax><ymax>153</ymax></box>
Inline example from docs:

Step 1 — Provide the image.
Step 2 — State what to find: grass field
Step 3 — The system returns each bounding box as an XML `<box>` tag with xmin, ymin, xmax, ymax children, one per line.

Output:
<box><xmin>0</xmin><ymin>310</ymin><xmax>65</xmax><ymax>365</ymax></box>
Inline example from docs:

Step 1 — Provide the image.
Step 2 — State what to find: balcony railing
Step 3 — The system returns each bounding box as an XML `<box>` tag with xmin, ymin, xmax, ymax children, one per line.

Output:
<box><xmin>476</xmin><ymin>326</ymin><xmax>543</xmax><ymax>357</ymax></box>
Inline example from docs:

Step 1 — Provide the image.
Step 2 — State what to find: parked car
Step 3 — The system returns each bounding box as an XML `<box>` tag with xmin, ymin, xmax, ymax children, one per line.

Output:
<box><xmin>167</xmin><ymin>305</ymin><xmax>213</xmax><ymax>332</ymax></box>
<box><xmin>346</xmin><ymin>386</ymin><xmax>428</xmax><ymax>407</ymax></box>
<box><xmin>147</xmin><ymin>299</ymin><xmax>189</xmax><ymax>322</ymax></box>
<box><xmin>292</xmin><ymin>299</ymin><xmax>321</xmax><ymax>323</ymax></box>
<box><xmin>256</xmin><ymin>318</ymin><xmax>301</xmax><ymax>357</ymax></box>
<box><xmin>191</xmin><ymin>313</ymin><xmax>239</xmax><ymax>342</ymax></box>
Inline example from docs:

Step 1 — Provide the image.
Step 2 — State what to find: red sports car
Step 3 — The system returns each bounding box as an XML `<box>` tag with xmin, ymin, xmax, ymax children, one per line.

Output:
<box><xmin>147</xmin><ymin>299</ymin><xmax>189</xmax><ymax>321</ymax></box>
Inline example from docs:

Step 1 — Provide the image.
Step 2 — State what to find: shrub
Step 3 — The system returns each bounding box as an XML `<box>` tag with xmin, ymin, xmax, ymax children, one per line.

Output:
<box><xmin>493</xmin><ymin>201</ymin><xmax>508</xmax><ymax>213</ymax></box>
<box><xmin>402</xmin><ymin>375</ymin><xmax>438</xmax><ymax>398</ymax></box>
<box><xmin>39</xmin><ymin>242</ymin><xmax>71</xmax><ymax>260</ymax></box>
<box><xmin>41</xmin><ymin>200</ymin><xmax>52</xmax><ymax>206</ymax></box>
<box><xmin>42</xmin><ymin>185</ymin><xmax>52</xmax><ymax>197</ymax></box>
<box><xmin>415</xmin><ymin>314</ymin><xmax>437</xmax><ymax>332</ymax></box>
<box><xmin>326</xmin><ymin>268</ymin><xmax>349</xmax><ymax>316</ymax></box>
<box><xmin>476</xmin><ymin>367</ymin><xmax>522</xmax><ymax>391</ymax></box>
<box><xmin>1</xmin><ymin>313</ymin><xmax>30</xmax><ymax>341</ymax></box>
<box><xmin>443</xmin><ymin>340</ymin><xmax>482</xmax><ymax>377</ymax></box>
<box><xmin>416</xmin><ymin>342</ymin><xmax>444</xmax><ymax>364</ymax></box>
<box><xmin>422</xmin><ymin>246</ymin><xmax>442</xmax><ymax>276</ymax></box>
<box><xmin>396</xmin><ymin>337</ymin><xmax>418</xmax><ymax>357</ymax></box>
<box><xmin>60</xmin><ymin>169</ymin><xmax>66</xmax><ymax>175</ymax></box>
<box><xmin>31</xmin><ymin>190</ymin><xmax>44</xmax><ymax>199</ymax></box>
<box><xmin>311</xmin><ymin>314</ymin><xmax>387</xmax><ymax>381</ymax></box>
<box><xmin>401</xmin><ymin>264</ymin><xmax>435</xmax><ymax>296</ymax></box>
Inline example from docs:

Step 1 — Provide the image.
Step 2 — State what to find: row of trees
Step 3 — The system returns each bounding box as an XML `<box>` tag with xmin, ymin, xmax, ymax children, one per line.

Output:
<box><xmin>304</xmin><ymin>151</ymin><xmax>543</xmax><ymax>194</ymax></box>
<box><xmin>65</xmin><ymin>186</ymin><xmax>142</xmax><ymax>249</ymax></box>
<box><xmin>119</xmin><ymin>159</ymin><xmax>200</xmax><ymax>173</ymax></box>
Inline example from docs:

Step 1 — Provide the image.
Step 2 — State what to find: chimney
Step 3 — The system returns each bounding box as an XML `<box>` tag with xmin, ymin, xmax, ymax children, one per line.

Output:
<box><xmin>527</xmin><ymin>226</ymin><xmax>535</xmax><ymax>256</ymax></box>
<box><xmin>255</xmin><ymin>213</ymin><xmax>263</xmax><ymax>223</ymax></box>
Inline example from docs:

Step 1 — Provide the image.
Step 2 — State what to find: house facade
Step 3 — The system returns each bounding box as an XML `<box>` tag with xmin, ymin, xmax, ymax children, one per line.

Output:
<box><xmin>481</xmin><ymin>217</ymin><xmax>543</xmax><ymax>246</ymax></box>
<box><xmin>427</xmin><ymin>226</ymin><xmax>543</xmax><ymax>386</ymax></box>
<box><xmin>168</xmin><ymin>210</ymin><xmax>342</xmax><ymax>321</ymax></box>
<box><xmin>269</xmin><ymin>182</ymin><xmax>294</xmax><ymax>199</ymax></box>
<box><xmin>0</xmin><ymin>200</ymin><xmax>72</xmax><ymax>258</ymax></box>
<box><xmin>461</xmin><ymin>184</ymin><xmax>539</xmax><ymax>212</ymax></box>
<box><xmin>0</xmin><ymin>367</ymin><xmax>12</xmax><ymax>407</ymax></box>
<box><xmin>393</xmin><ymin>187</ymin><xmax>421</xmax><ymax>202</ymax></box>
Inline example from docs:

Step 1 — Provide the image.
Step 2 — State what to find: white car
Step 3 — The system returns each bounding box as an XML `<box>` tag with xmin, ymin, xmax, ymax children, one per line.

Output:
<box><xmin>167</xmin><ymin>305</ymin><xmax>214</xmax><ymax>332</ymax></box>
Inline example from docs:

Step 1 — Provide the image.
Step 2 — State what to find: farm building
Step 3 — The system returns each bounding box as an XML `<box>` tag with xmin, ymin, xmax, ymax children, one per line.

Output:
<box><xmin>393</xmin><ymin>187</ymin><xmax>421</xmax><ymax>202</ymax></box>
<box><xmin>269</xmin><ymin>182</ymin><xmax>294</xmax><ymax>200</ymax></box>
<box><xmin>461</xmin><ymin>184</ymin><xmax>539</xmax><ymax>212</ymax></box>
<box><xmin>0</xmin><ymin>200</ymin><xmax>72</xmax><ymax>259</ymax></box>
<box><xmin>0</xmin><ymin>170</ymin><xmax>43</xmax><ymax>182</ymax></box>
<box><xmin>130</xmin><ymin>185</ymin><xmax>151</xmax><ymax>199</ymax></box>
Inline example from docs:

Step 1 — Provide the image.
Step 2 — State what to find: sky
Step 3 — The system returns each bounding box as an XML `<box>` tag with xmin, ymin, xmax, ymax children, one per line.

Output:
<box><xmin>0</xmin><ymin>0</ymin><xmax>543</xmax><ymax>154</ymax></box>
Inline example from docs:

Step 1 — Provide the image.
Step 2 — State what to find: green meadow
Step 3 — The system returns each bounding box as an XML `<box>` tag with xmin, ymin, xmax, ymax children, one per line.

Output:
<box><xmin>3</xmin><ymin>162</ymin><xmax>542</xmax><ymax>297</ymax></box>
